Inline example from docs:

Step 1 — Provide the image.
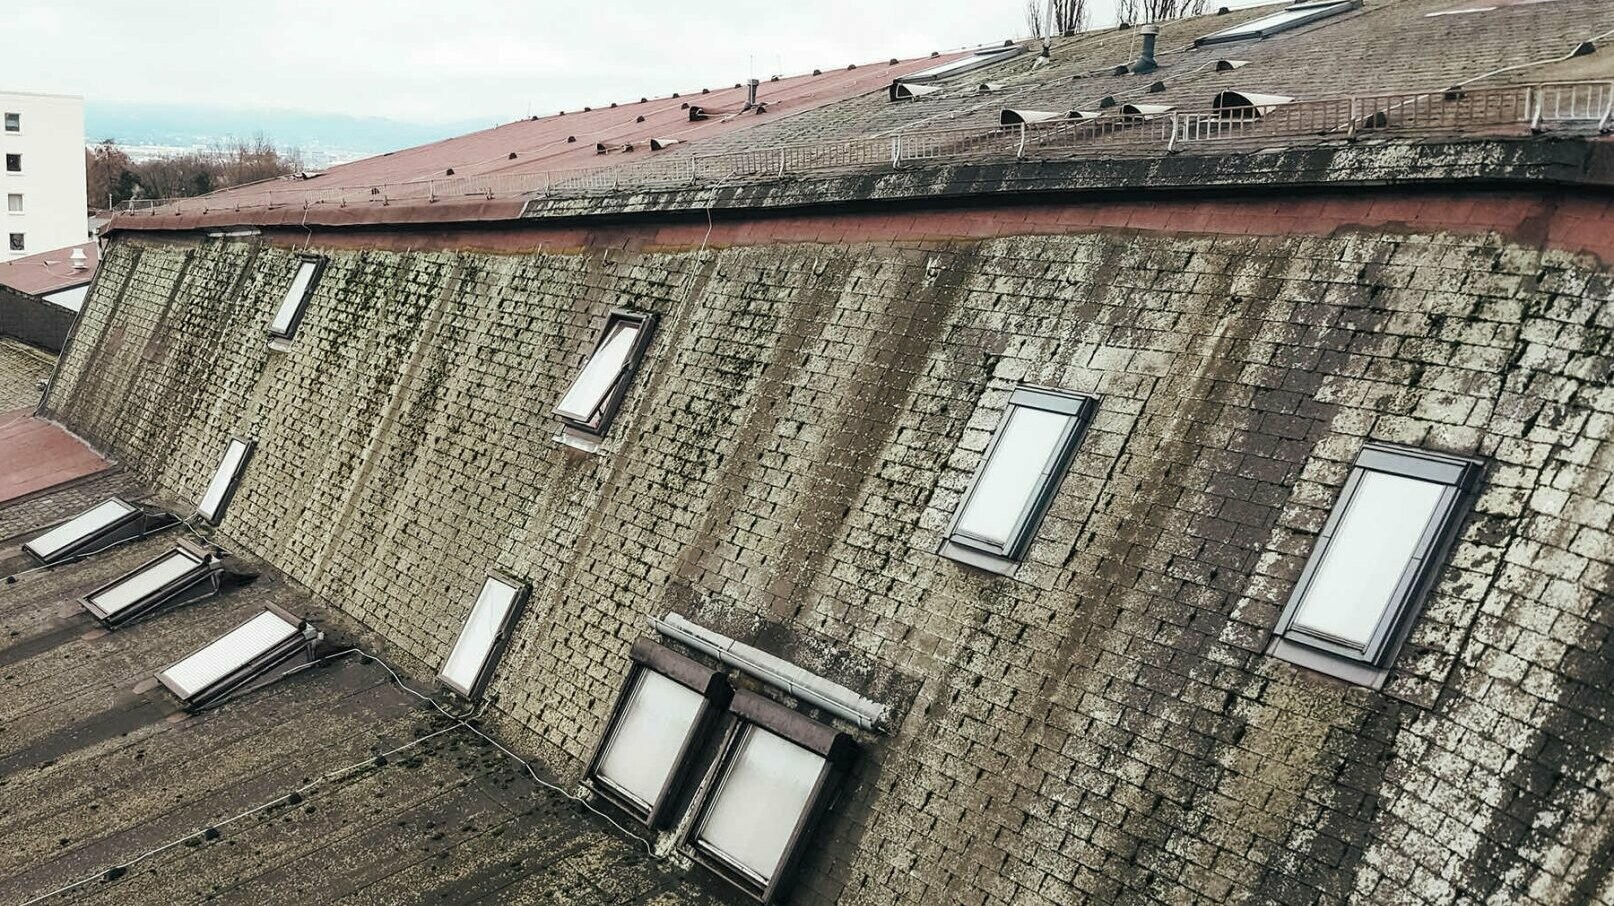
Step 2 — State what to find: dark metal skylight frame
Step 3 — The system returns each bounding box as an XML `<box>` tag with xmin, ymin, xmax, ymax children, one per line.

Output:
<box><xmin>940</xmin><ymin>385</ymin><xmax>1097</xmax><ymax>575</ymax></box>
<box><xmin>685</xmin><ymin>691</ymin><xmax>856</xmax><ymax>904</ymax></box>
<box><xmin>21</xmin><ymin>497</ymin><xmax>150</xmax><ymax>565</ymax></box>
<box><xmin>436</xmin><ymin>573</ymin><xmax>531</xmax><ymax>701</ymax></box>
<box><xmin>267</xmin><ymin>254</ymin><xmax>325</xmax><ymax>340</ymax></box>
<box><xmin>585</xmin><ymin>639</ymin><xmax>732</xmax><ymax>829</ymax></box>
<box><xmin>1269</xmin><ymin>443</ymin><xmax>1483</xmax><ymax>688</ymax></box>
<box><xmin>553</xmin><ymin>309</ymin><xmax>658</xmax><ymax>438</ymax></box>
<box><xmin>1195</xmin><ymin>0</ymin><xmax>1362</xmax><ymax>46</ymax></box>
<box><xmin>79</xmin><ymin>537</ymin><xmax>221</xmax><ymax>628</ymax></box>
<box><xmin>197</xmin><ymin>436</ymin><xmax>254</xmax><ymax>526</ymax></box>
<box><xmin>156</xmin><ymin>604</ymin><xmax>311</xmax><ymax>710</ymax></box>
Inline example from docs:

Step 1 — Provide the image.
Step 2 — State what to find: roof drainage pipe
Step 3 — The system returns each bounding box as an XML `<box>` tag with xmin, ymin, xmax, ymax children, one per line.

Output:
<box><xmin>652</xmin><ymin>612</ymin><xmax>891</xmax><ymax>731</ymax></box>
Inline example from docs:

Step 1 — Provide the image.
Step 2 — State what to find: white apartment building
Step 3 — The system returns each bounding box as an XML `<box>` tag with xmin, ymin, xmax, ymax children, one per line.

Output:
<box><xmin>1</xmin><ymin>91</ymin><xmax>89</xmax><ymax>261</ymax></box>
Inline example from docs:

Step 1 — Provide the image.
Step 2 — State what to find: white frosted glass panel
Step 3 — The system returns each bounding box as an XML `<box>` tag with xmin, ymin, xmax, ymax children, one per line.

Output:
<box><xmin>955</xmin><ymin>406</ymin><xmax>1071</xmax><ymax>546</ymax></box>
<box><xmin>439</xmin><ymin>577</ymin><xmax>521</xmax><ymax>693</ymax></box>
<box><xmin>270</xmin><ymin>260</ymin><xmax>318</xmax><ymax>335</ymax></box>
<box><xmin>198</xmin><ymin>440</ymin><xmax>249</xmax><ymax>522</ymax></box>
<box><xmin>159</xmin><ymin>610</ymin><xmax>299</xmax><ymax>699</ymax></box>
<box><xmin>1202</xmin><ymin>1</ymin><xmax>1349</xmax><ymax>39</ymax></box>
<box><xmin>88</xmin><ymin>549</ymin><xmax>204</xmax><ymax>616</ymax></box>
<box><xmin>25</xmin><ymin>498</ymin><xmax>135</xmax><ymax>559</ymax></box>
<box><xmin>596</xmin><ymin>670</ymin><xmax>705</xmax><ymax>808</ymax></box>
<box><xmin>1292</xmin><ymin>471</ymin><xmax>1446</xmax><ymax>648</ymax></box>
<box><xmin>555</xmin><ymin>322</ymin><xmax>640</xmax><ymax>423</ymax></box>
<box><xmin>697</xmin><ymin>726</ymin><xmax>825</xmax><ymax>883</ymax></box>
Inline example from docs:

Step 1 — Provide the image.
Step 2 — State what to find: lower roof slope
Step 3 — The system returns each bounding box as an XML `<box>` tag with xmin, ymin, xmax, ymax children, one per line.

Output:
<box><xmin>0</xmin><ymin>482</ymin><xmax>720</xmax><ymax>906</ymax></box>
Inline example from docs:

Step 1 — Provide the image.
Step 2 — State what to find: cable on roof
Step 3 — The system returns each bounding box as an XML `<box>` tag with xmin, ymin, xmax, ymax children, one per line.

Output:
<box><xmin>1449</xmin><ymin>25</ymin><xmax>1614</xmax><ymax>90</ymax></box>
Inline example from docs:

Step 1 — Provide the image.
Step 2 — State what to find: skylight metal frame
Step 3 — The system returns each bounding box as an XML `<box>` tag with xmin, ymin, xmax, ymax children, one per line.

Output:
<box><xmin>940</xmin><ymin>385</ymin><xmax>1097</xmax><ymax>575</ymax></box>
<box><xmin>436</xmin><ymin>572</ymin><xmax>531</xmax><ymax>701</ymax></box>
<box><xmin>197</xmin><ymin>436</ymin><xmax>254</xmax><ymax>526</ymax></box>
<box><xmin>1269</xmin><ymin>443</ymin><xmax>1483</xmax><ymax>687</ymax></box>
<box><xmin>79</xmin><ymin>537</ymin><xmax>220</xmax><ymax>627</ymax></box>
<box><xmin>1195</xmin><ymin>0</ymin><xmax>1362</xmax><ymax>46</ymax></box>
<box><xmin>156</xmin><ymin>604</ymin><xmax>309</xmax><ymax>710</ymax></box>
<box><xmin>267</xmin><ymin>254</ymin><xmax>325</xmax><ymax>340</ymax></box>
<box><xmin>585</xmin><ymin>639</ymin><xmax>732</xmax><ymax>829</ymax></box>
<box><xmin>684</xmin><ymin>691</ymin><xmax>856</xmax><ymax>903</ymax></box>
<box><xmin>553</xmin><ymin>309</ymin><xmax>658</xmax><ymax>438</ymax></box>
<box><xmin>21</xmin><ymin>497</ymin><xmax>147</xmax><ymax>565</ymax></box>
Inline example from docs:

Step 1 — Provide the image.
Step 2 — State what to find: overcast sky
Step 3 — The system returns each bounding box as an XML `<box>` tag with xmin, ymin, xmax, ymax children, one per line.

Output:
<box><xmin>2</xmin><ymin>0</ymin><xmax>1264</xmax><ymax>126</ymax></box>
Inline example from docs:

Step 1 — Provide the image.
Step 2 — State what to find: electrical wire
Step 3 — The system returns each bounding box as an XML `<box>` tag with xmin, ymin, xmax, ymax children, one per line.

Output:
<box><xmin>13</xmin><ymin>643</ymin><xmax>654</xmax><ymax>906</ymax></box>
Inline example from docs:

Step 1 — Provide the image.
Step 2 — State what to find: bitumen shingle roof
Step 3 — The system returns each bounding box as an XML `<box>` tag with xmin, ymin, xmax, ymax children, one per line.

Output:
<box><xmin>0</xmin><ymin>483</ymin><xmax>722</xmax><ymax>906</ymax></box>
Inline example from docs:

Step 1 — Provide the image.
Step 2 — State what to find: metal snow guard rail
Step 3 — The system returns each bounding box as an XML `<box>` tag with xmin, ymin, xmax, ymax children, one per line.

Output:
<box><xmin>116</xmin><ymin>80</ymin><xmax>1613</xmax><ymax>218</ymax></box>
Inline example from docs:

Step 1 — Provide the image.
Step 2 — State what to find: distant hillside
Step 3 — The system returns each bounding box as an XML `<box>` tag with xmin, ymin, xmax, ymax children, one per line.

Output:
<box><xmin>85</xmin><ymin>102</ymin><xmax>493</xmax><ymax>164</ymax></box>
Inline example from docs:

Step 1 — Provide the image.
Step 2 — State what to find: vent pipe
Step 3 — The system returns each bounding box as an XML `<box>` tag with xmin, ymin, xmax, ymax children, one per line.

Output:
<box><xmin>1133</xmin><ymin>23</ymin><xmax>1160</xmax><ymax>74</ymax></box>
<box><xmin>70</xmin><ymin>248</ymin><xmax>88</xmax><ymax>270</ymax></box>
<box><xmin>744</xmin><ymin>78</ymin><xmax>760</xmax><ymax>109</ymax></box>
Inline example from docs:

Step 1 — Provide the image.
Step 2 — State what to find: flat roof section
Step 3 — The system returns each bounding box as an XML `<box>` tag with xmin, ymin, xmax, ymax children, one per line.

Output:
<box><xmin>0</xmin><ymin>410</ymin><xmax>107</xmax><ymax>504</ymax></box>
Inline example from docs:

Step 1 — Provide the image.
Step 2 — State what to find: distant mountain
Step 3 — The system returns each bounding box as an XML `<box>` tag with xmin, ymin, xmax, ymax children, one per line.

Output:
<box><xmin>85</xmin><ymin>102</ymin><xmax>493</xmax><ymax>165</ymax></box>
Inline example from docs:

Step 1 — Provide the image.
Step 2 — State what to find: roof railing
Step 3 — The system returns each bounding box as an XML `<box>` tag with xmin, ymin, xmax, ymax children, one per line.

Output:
<box><xmin>113</xmin><ymin>80</ymin><xmax>1614</xmax><ymax>219</ymax></box>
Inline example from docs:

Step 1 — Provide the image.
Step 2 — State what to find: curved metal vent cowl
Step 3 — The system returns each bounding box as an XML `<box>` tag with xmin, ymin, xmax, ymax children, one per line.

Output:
<box><xmin>1213</xmin><ymin>90</ymin><xmax>1295</xmax><ymax>118</ymax></box>
<box><xmin>890</xmin><ymin>81</ymin><xmax>945</xmax><ymax>101</ymax></box>
<box><xmin>1000</xmin><ymin>109</ymin><xmax>1067</xmax><ymax>125</ymax></box>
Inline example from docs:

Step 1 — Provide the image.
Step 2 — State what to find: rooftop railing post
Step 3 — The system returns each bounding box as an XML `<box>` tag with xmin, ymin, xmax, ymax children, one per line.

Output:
<box><xmin>1016</xmin><ymin>123</ymin><xmax>1027</xmax><ymax>159</ymax></box>
<box><xmin>1168</xmin><ymin>113</ymin><xmax>1180</xmax><ymax>153</ymax></box>
<box><xmin>1600</xmin><ymin>81</ymin><xmax>1614</xmax><ymax>133</ymax></box>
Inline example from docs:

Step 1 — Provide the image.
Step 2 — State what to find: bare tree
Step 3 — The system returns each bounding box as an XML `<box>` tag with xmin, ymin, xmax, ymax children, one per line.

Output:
<box><xmin>1028</xmin><ymin>0</ymin><xmax>1090</xmax><ymax>38</ymax></box>
<box><xmin>1120</xmin><ymin>0</ymin><xmax>1208</xmax><ymax>22</ymax></box>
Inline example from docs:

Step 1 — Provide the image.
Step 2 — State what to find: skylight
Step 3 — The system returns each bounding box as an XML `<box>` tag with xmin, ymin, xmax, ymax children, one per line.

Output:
<box><xmin>1269</xmin><ymin>444</ymin><xmax>1482</xmax><ymax>687</ymax></box>
<box><xmin>81</xmin><ymin>540</ymin><xmax>215</xmax><ymax>627</ymax></box>
<box><xmin>1195</xmin><ymin>0</ymin><xmax>1360</xmax><ymax>45</ymax></box>
<box><xmin>157</xmin><ymin>607</ymin><xmax>307</xmax><ymax>708</ymax></box>
<box><xmin>889</xmin><ymin>46</ymin><xmax>1025</xmax><ymax>101</ymax></box>
<box><xmin>438</xmin><ymin>575</ymin><xmax>529</xmax><ymax>700</ymax></box>
<box><xmin>554</xmin><ymin>310</ymin><xmax>657</xmax><ymax>437</ymax></box>
<box><xmin>268</xmin><ymin>256</ymin><xmax>323</xmax><ymax>339</ymax></box>
<box><xmin>941</xmin><ymin>386</ymin><xmax>1097</xmax><ymax>574</ymax></box>
<box><xmin>197</xmin><ymin>437</ymin><xmax>253</xmax><ymax>525</ymax></box>
<box><xmin>22</xmin><ymin>497</ymin><xmax>141</xmax><ymax>564</ymax></box>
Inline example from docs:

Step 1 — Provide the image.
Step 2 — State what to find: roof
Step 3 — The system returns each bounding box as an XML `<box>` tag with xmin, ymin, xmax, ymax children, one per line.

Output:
<box><xmin>0</xmin><ymin>486</ymin><xmax>724</xmax><ymax>906</ymax></box>
<box><xmin>0</xmin><ymin>243</ymin><xmax>100</xmax><ymax>297</ymax></box>
<box><xmin>106</xmin><ymin>0</ymin><xmax>1614</xmax><ymax>235</ymax></box>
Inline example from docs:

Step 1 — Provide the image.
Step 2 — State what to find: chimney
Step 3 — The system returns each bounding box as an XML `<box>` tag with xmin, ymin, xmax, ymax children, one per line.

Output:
<box><xmin>1133</xmin><ymin>23</ymin><xmax>1159</xmax><ymax>74</ymax></box>
<box><xmin>745</xmin><ymin>78</ymin><xmax>760</xmax><ymax>109</ymax></box>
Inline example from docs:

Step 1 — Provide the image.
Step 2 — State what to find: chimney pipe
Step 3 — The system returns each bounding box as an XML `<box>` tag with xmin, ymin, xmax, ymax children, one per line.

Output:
<box><xmin>745</xmin><ymin>78</ymin><xmax>760</xmax><ymax>109</ymax></box>
<box><xmin>1133</xmin><ymin>23</ymin><xmax>1159</xmax><ymax>74</ymax></box>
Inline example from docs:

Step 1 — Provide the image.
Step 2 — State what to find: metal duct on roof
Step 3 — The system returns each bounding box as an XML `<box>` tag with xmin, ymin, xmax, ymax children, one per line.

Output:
<box><xmin>649</xmin><ymin>138</ymin><xmax>681</xmax><ymax>151</ymax></box>
<box><xmin>1213</xmin><ymin>90</ymin><xmax>1296</xmax><ymax>118</ymax></box>
<box><xmin>1121</xmin><ymin>103</ymin><xmax>1176</xmax><ymax>120</ymax></box>
<box><xmin>1000</xmin><ymin>109</ymin><xmax>1069</xmax><ymax>125</ymax></box>
<box><xmin>890</xmin><ymin>81</ymin><xmax>946</xmax><ymax>101</ymax></box>
<box><xmin>1216</xmin><ymin>59</ymin><xmax>1251</xmax><ymax>71</ymax></box>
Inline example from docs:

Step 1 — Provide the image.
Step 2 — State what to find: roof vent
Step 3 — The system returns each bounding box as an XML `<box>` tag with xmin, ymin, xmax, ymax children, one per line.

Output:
<box><xmin>1147</xmin><ymin>80</ymin><xmax>1166</xmax><ymax>93</ymax></box>
<box><xmin>1000</xmin><ymin>109</ymin><xmax>1068</xmax><ymax>125</ymax></box>
<box><xmin>636</xmin><ymin>115</ymin><xmax>646</xmax><ymax>123</ymax></box>
<box><xmin>1070</xmin><ymin>110</ymin><xmax>1109</xmax><ymax>120</ymax></box>
<box><xmin>507</xmin><ymin>152</ymin><xmax>517</xmax><ymax>160</ymax></box>
<box><xmin>1216</xmin><ymin>59</ymin><xmax>1251</xmax><ymax>71</ymax></box>
<box><xmin>650</xmin><ymin>138</ymin><xmax>681</xmax><ymax>151</ymax></box>
<box><xmin>1213</xmin><ymin>90</ymin><xmax>1295</xmax><ymax>118</ymax></box>
<box><xmin>978</xmin><ymin>82</ymin><xmax>1005</xmax><ymax>93</ymax></box>
<box><xmin>70</xmin><ymin>247</ymin><xmax>89</xmax><ymax>270</ymax></box>
<box><xmin>688</xmin><ymin>105</ymin><xmax>709</xmax><ymax>121</ymax></box>
<box><xmin>1121</xmin><ymin>102</ymin><xmax>1175</xmax><ymax>120</ymax></box>
<box><xmin>1133</xmin><ymin>23</ymin><xmax>1160</xmax><ymax>74</ymax></box>
<box><xmin>1098</xmin><ymin>95</ymin><xmax>1118</xmax><ymax>108</ymax></box>
<box><xmin>745</xmin><ymin>78</ymin><xmax>760</xmax><ymax>109</ymax></box>
<box><xmin>595</xmin><ymin>142</ymin><xmax>609</xmax><ymax>154</ymax></box>
<box><xmin>890</xmin><ymin>81</ymin><xmax>945</xmax><ymax>100</ymax></box>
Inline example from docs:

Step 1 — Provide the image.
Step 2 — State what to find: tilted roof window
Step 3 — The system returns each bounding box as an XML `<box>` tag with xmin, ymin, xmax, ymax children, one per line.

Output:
<box><xmin>268</xmin><ymin>255</ymin><xmax>324</xmax><ymax>339</ymax></box>
<box><xmin>22</xmin><ymin>497</ymin><xmax>143</xmax><ymax>564</ymax></box>
<box><xmin>197</xmin><ymin>437</ymin><xmax>253</xmax><ymax>525</ymax></box>
<box><xmin>437</xmin><ymin>574</ymin><xmax>529</xmax><ymax>700</ymax></box>
<box><xmin>1195</xmin><ymin>0</ymin><xmax>1360</xmax><ymax>45</ymax></box>
<box><xmin>941</xmin><ymin>386</ymin><xmax>1097</xmax><ymax>575</ymax></box>
<box><xmin>888</xmin><ymin>46</ymin><xmax>1024</xmax><ymax>101</ymax></box>
<box><xmin>80</xmin><ymin>539</ymin><xmax>218</xmax><ymax>627</ymax></box>
<box><xmin>686</xmin><ymin>691</ymin><xmax>856</xmax><ymax>903</ymax></box>
<box><xmin>554</xmin><ymin>310</ymin><xmax>657</xmax><ymax>437</ymax></box>
<box><xmin>1269</xmin><ymin>443</ymin><xmax>1483</xmax><ymax>687</ymax></box>
<box><xmin>157</xmin><ymin>606</ymin><xmax>309</xmax><ymax>709</ymax></box>
<box><xmin>587</xmin><ymin>639</ymin><xmax>731</xmax><ymax>828</ymax></box>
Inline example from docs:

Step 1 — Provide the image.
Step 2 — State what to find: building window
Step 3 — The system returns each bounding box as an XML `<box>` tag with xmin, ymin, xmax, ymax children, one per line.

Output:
<box><xmin>80</xmin><ymin>539</ymin><xmax>216</xmax><ymax>627</ymax></box>
<box><xmin>941</xmin><ymin>386</ymin><xmax>1097</xmax><ymax>574</ymax></box>
<box><xmin>156</xmin><ymin>606</ymin><xmax>308</xmax><ymax>709</ymax></box>
<box><xmin>437</xmin><ymin>574</ymin><xmax>530</xmax><ymax>700</ymax></box>
<box><xmin>268</xmin><ymin>255</ymin><xmax>324</xmax><ymax>339</ymax></box>
<box><xmin>1269</xmin><ymin>443</ymin><xmax>1483</xmax><ymax>687</ymax></box>
<box><xmin>5</xmin><ymin>154</ymin><xmax>19</xmax><ymax>173</ymax></box>
<box><xmin>22</xmin><ymin>497</ymin><xmax>142</xmax><ymax>564</ymax></box>
<box><xmin>197</xmin><ymin>437</ymin><xmax>254</xmax><ymax>525</ymax></box>
<box><xmin>8</xmin><ymin>233</ymin><xmax>22</xmax><ymax>252</ymax></box>
<box><xmin>3</xmin><ymin>113</ymin><xmax>17</xmax><ymax>132</ymax></box>
<box><xmin>587</xmin><ymin>640</ymin><xmax>731</xmax><ymax>828</ymax></box>
<box><xmin>554</xmin><ymin>309</ymin><xmax>657</xmax><ymax>437</ymax></box>
<box><xmin>6</xmin><ymin>193</ymin><xmax>20</xmax><ymax>213</ymax></box>
<box><xmin>686</xmin><ymin>691</ymin><xmax>856</xmax><ymax>902</ymax></box>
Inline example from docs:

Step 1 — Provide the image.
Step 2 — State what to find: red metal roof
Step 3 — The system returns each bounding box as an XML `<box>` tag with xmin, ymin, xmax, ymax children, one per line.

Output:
<box><xmin>0</xmin><ymin>242</ymin><xmax>99</xmax><ymax>297</ymax></box>
<box><xmin>110</xmin><ymin>50</ymin><xmax>974</xmax><ymax>233</ymax></box>
<box><xmin>0</xmin><ymin>409</ymin><xmax>108</xmax><ymax>503</ymax></box>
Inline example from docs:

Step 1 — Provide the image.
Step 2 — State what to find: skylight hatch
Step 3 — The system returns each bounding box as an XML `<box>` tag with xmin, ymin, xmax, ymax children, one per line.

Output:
<box><xmin>21</xmin><ymin>497</ymin><xmax>145</xmax><ymax>564</ymax></box>
<box><xmin>81</xmin><ymin>538</ymin><xmax>219</xmax><ymax>627</ymax></box>
<box><xmin>554</xmin><ymin>310</ymin><xmax>657</xmax><ymax>437</ymax></box>
<box><xmin>438</xmin><ymin>574</ymin><xmax>530</xmax><ymax>700</ymax></box>
<box><xmin>1195</xmin><ymin>0</ymin><xmax>1361</xmax><ymax>45</ymax></box>
<box><xmin>198</xmin><ymin>437</ymin><xmax>253</xmax><ymax>525</ymax></box>
<box><xmin>157</xmin><ymin>606</ymin><xmax>310</xmax><ymax>709</ymax></box>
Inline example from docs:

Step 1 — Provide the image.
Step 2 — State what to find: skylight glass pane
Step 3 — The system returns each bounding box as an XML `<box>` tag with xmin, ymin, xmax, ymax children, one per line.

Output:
<box><xmin>1201</xmin><ymin>1</ymin><xmax>1350</xmax><ymax>41</ymax></box>
<box><xmin>159</xmin><ymin>610</ymin><xmax>300</xmax><ymax>699</ymax></box>
<box><xmin>697</xmin><ymin>725</ymin><xmax>825</xmax><ymax>884</ymax></box>
<box><xmin>269</xmin><ymin>260</ymin><xmax>318</xmax><ymax>335</ymax></box>
<box><xmin>955</xmin><ymin>406</ymin><xmax>1071</xmax><ymax>546</ymax></box>
<box><xmin>198</xmin><ymin>439</ymin><xmax>250</xmax><ymax>522</ymax></box>
<box><xmin>24</xmin><ymin>498</ymin><xmax>135</xmax><ymax>560</ymax></box>
<box><xmin>555</xmin><ymin>322</ymin><xmax>640</xmax><ymax>423</ymax></box>
<box><xmin>906</xmin><ymin>47</ymin><xmax>1019</xmax><ymax>81</ymax></box>
<box><xmin>1291</xmin><ymin>471</ymin><xmax>1446</xmax><ymax>648</ymax></box>
<box><xmin>87</xmin><ymin>549</ymin><xmax>204</xmax><ymax>618</ymax></box>
<box><xmin>439</xmin><ymin>577</ymin><xmax>522</xmax><ymax>694</ymax></box>
<box><xmin>596</xmin><ymin>669</ymin><xmax>705</xmax><ymax>809</ymax></box>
